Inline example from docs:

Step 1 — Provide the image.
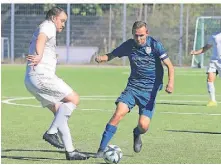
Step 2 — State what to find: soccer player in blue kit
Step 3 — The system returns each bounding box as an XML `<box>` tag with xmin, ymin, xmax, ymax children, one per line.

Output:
<box><xmin>95</xmin><ymin>21</ymin><xmax>174</xmax><ymax>157</ymax></box>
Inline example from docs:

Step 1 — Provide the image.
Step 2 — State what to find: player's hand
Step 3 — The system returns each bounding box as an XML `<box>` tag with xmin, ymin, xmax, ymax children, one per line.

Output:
<box><xmin>26</xmin><ymin>54</ymin><xmax>42</xmax><ymax>70</ymax></box>
<box><xmin>190</xmin><ymin>50</ymin><xmax>196</xmax><ymax>55</ymax></box>
<box><xmin>95</xmin><ymin>55</ymin><xmax>103</xmax><ymax>63</ymax></box>
<box><xmin>165</xmin><ymin>83</ymin><xmax>173</xmax><ymax>94</ymax></box>
<box><xmin>26</xmin><ymin>54</ymin><xmax>42</xmax><ymax>66</ymax></box>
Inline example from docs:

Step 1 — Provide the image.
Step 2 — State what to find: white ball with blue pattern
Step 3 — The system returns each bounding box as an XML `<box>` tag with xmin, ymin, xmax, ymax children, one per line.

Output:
<box><xmin>103</xmin><ymin>145</ymin><xmax>123</xmax><ymax>164</ymax></box>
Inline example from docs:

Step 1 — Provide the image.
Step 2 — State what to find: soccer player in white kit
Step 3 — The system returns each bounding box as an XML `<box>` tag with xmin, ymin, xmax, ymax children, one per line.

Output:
<box><xmin>24</xmin><ymin>7</ymin><xmax>89</xmax><ymax>160</ymax></box>
<box><xmin>191</xmin><ymin>32</ymin><xmax>221</xmax><ymax>106</ymax></box>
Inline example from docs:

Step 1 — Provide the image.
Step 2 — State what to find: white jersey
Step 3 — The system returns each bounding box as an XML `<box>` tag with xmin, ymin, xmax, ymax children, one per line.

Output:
<box><xmin>24</xmin><ymin>20</ymin><xmax>73</xmax><ymax>107</ymax></box>
<box><xmin>26</xmin><ymin>20</ymin><xmax>57</xmax><ymax>75</ymax></box>
<box><xmin>208</xmin><ymin>32</ymin><xmax>221</xmax><ymax>61</ymax></box>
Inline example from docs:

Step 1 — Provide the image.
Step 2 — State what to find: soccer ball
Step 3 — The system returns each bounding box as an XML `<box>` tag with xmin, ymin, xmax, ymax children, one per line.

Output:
<box><xmin>103</xmin><ymin>145</ymin><xmax>123</xmax><ymax>164</ymax></box>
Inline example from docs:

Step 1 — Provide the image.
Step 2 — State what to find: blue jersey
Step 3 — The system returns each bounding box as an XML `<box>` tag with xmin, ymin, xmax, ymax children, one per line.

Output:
<box><xmin>111</xmin><ymin>36</ymin><xmax>168</xmax><ymax>91</ymax></box>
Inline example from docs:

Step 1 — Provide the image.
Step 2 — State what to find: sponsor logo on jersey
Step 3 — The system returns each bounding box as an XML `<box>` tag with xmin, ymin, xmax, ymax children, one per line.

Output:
<box><xmin>145</xmin><ymin>46</ymin><xmax>151</xmax><ymax>54</ymax></box>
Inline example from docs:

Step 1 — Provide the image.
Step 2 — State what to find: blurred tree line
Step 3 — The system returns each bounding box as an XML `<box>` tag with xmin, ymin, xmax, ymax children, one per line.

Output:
<box><xmin>2</xmin><ymin>4</ymin><xmax>220</xmax><ymax>16</ymax></box>
<box><xmin>1</xmin><ymin>4</ymin><xmax>221</xmax><ymax>65</ymax></box>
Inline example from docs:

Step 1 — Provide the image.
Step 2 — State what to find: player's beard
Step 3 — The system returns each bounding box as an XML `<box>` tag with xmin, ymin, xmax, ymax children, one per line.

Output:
<box><xmin>135</xmin><ymin>40</ymin><xmax>146</xmax><ymax>47</ymax></box>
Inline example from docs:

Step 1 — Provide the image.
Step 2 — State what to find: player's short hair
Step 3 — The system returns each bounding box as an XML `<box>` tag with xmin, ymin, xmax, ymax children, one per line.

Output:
<box><xmin>132</xmin><ymin>21</ymin><xmax>148</xmax><ymax>34</ymax></box>
<box><xmin>46</xmin><ymin>7</ymin><xmax>67</xmax><ymax>21</ymax></box>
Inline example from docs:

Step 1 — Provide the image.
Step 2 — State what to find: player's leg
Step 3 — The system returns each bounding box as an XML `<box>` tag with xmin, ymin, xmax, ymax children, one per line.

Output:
<box><xmin>25</xmin><ymin>76</ymin><xmax>65</xmax><ymax>148</ymax></box>
<box><xmin>96</xmin><ymin>88</ymin><xmax>135</xmax><ymax>158</ymax></box>
<box><xmin>48</xmin><ymin>91</ymin><xmax>79</xmax><ymax>143</ymax></box>
<box><xmin>206</xmin><ymin>61</ymin><xmax>218</xmax><ymax>106</ymax></box>
<box><xmin>133</xmin><ymin>85</ymin><xmax>160</xmax><ymax>153</ymax></box>
<box><xmin>207</xmin><ymin>72</ymin><xmax>216</xmax><ymax>102</ymax></box>
<box><xmin>133</xmin><ymin>115</ymin><xmax>151</xmax><ymax>153</ymax></box>
<box><xmin>96</xmin><ymin>102</ymin><xmax>129</xmax><ymax>158</ymax></box>
<box><xmin>37</xmin><ymin>75</ymin><xmax>78</xmax><ymax>151</ymax></box>
<box><xmin>48</xmin><ymin>90</ymin><xmax>89</xmax><ymax>160</ymax></box>
<box><xmin>43</xmin><ymin>103</ymin><xmax>64</xmax><ymax>149</ymax></box>
<box><xmin>26</xmin><ymin>75</ymin><xmax>88</xmax><ymax>160</ymax></box>
<box><xmin>59</xmin><ymin>92</ymin><xmax>88</xmax><ymax>160</ymax></box>
<box><xmin>207</xmin><ymin>60</ymin><xmax>221</xmax><ymax>106</ymax></box>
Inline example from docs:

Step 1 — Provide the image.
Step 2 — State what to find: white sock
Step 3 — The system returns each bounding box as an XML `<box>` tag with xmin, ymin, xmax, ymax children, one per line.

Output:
<box><xmin>207</xmin><ymin>82</ymin><xmax>216</xmax><ymax>102</ymax></box>
<box><xmin>47</xmin><ymin>111</ymin><xmax>59</xmax><ymax>134</ymax></box>
<box><xmin>47</xmin><ymin>103</ymin><xmax>63</xmax><ymax>134</ymax></box>
<box><xmin>49</xmin><ymin>102</ymin><xmax>76</xmax><ymax>152</ymax></box>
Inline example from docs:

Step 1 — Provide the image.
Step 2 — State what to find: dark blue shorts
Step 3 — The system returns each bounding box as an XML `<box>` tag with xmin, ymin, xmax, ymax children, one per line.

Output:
<box><xmin>115</xmin><ymin>84</ymin><xmax>163</xmax><ymax>119</ymax></box>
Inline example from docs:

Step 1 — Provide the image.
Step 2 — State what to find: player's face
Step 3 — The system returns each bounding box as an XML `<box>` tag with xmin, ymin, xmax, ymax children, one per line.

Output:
<box><xmin>133</xmin><ymin>26</ymin><xmax>148</xmax><ymax>46</ymax></box>
<box><xmin>53</xmin><ymin>11</ymin><xmax>67</xmax><ymax>33</ymax></box>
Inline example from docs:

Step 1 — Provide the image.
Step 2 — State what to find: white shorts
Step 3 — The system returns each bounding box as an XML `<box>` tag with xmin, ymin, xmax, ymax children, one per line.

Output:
<box><xmin>24</xmin><ymin>74</ymin><xmax>73</xmax><ymax>107</ymax></box>
<box><xmin>207</xmin><ymin>60</ymin><xmax>221</xmax><ymax>78</ymax></box>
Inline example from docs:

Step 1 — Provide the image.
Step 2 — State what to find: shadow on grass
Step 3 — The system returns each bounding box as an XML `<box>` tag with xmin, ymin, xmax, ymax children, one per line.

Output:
<box><xmin>1</xmin><ymin>149</ymin><xmax>97</xmax><ymax>161</ymax></box>
<box><xmin>2</xmin><ymin>149</ymin><xmax>64</xmax><ymax>153</ymax></box>
<box><xmin>1</xmin><ymin>148</ymin><xmax>133</xmax><ymax>162</ymax></box>
<box><xmin>2</xmin><ymin>148</ymin><xmax>96</xmax><ymax>155</ymax></box>
<box><xmin>165</xmin><ymin>130</ymin><xmax>221</xmax><ymax>134</ymax></box>
<box><xmin>1</xmin><ymin>155</ymin><xmax>63</xmax><ymax>161</ymax></box>
<box><xmin>157</xmin><ymin>102</ymin><xmax>205</xmax><ymax>106</ymax></box>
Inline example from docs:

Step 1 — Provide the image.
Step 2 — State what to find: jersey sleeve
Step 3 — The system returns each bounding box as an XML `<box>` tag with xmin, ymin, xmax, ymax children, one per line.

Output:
<box><xmin>156</xmin><ymin>41</ymin><xmax>168</xmax><ymax>60</ymax></box>
<box><xmin>207</xmin><ymin>35</ymin><xmax>213</xmax><ymax>45</ymax></box>
<box><xmin>111</xmin><ymin>39</ymin><xmax>132</xmax><ymax>58</ymax></box>
<box><xmin>39</xmin><ymin>21</ymin><xmax>56</xmax><ymax>39</ymax></box>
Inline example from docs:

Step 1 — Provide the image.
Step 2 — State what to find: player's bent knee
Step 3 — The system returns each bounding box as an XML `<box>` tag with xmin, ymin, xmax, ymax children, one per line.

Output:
<box><xmin>63</xmin><ymin>91</ymin><xmax>80</xmax><ymax>106</ymax></box>
<box><xmin>72</xmin><ymin>94</ymin><xmax>80</xmax><ymax>105</ymax></box>
<box><xmin>207</xmin><ymin>77</ymin><xmax>213</xmax><ymax>82</ymax></box>
<box><xmin>207</xmin><ymin>73</ymin><xmax>216</xmax><ymax>82</ymax></box>
<box><xmin>138</xmin><ymin>118</ymin><xmax>151</xmax><ymax>132</ymax></box>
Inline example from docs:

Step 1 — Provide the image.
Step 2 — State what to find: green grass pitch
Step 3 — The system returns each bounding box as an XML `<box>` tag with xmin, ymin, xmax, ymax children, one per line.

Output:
<box><xmin>1</xmin><ymin>65</ymin><xmax>221</xmax><ymax>164</ymax></box>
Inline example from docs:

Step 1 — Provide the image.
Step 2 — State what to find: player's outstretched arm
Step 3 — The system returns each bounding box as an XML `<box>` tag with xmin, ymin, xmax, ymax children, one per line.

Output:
<box><xmin>162</xmin><ymin>58</ymin><xmax>174</xmax><ymax>94</ymax></box>
<box><xmin>190</xmin><ymin>44</ymin><xmax>212</xmax><ymax>56</ymax></box>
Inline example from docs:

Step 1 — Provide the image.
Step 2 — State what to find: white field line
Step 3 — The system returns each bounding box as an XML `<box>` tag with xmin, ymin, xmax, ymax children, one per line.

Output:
<box><xmin>1</xmin><ymin>96</ymin><xmax>221</xmax><ymax>116</ymax></box>
<box><xmin>161</xmin><ymin>112</ymin><xmax>221</xmax><ymax>116</ymax></box>
<box><xmin>122</xmin><ymin>73</ymin><xmax>205</xmax><ymax>76</ymax></box>
<box><xmin>2</xmin><ymin>96</ymin><xmax>221</xmax><ymax>103</ymax></box>
<box><xmin>2</xmin><ymin>94</ymin><xmax>221</xmax><ymax>99</ymax></box>
<box><xmin>122</xmin><ymin>71</ymin><xmax>206</xmax><ymax>76</ymax></box>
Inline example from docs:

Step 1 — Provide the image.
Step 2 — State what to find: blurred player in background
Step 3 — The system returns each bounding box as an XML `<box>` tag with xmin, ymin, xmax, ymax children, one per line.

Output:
<box><xmin>191</xmin><ymin>32</ymin><xmax>221</xmax><ymax>106</ymax></box>
<box><xmin>95</xmin><ymin>21</ymin><xmax>174</xmax><ymax>157</ymax></box>
<box><xmin>24</xmin><ymin>7</ymin><xmax>89</xmax><ymax>160</ymax></box>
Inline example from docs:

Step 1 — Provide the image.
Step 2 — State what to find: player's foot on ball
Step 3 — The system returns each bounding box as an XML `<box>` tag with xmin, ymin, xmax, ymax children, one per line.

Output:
<box><xmin>43</xmin><ymin>132</ymin><xmax>64</xmax><ymax>149</ymax></box>
<box><xmin>66</xmin><ymin>150</ymin><xmax>90</xmax><ymax>160</ymax></box>
<box><xmin>133</xmin><ymin>129</ymin><xmax>142</xmax><ymax>153</ymax></box>
<box><xmin>96</xmin><ymin>148</ymin><xmax>104</xmax><ymax>158</ymax></box>
<box><xmin>207</xmin><ymin>100</ymin><xmax>217</xmax><ymax>107</ymax></box>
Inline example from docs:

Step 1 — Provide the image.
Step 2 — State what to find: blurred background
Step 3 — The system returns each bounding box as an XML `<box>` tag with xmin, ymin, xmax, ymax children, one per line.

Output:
<box><xmin>1</xmin><ymin>3</ymin><xmax>221</xmax><ymax>66</ymax></box>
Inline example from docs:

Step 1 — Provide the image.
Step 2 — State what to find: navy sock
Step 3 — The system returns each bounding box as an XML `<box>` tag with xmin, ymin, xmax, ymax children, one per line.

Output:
<box><xmin>99</xmin><ymin>123</ymin><xmax>117</xmax><ymax>151</ymax></box>
<box><xmin>133</xmin><ymin>126</ymin><xmax>147</xmax><ymax>136</ymax></box>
